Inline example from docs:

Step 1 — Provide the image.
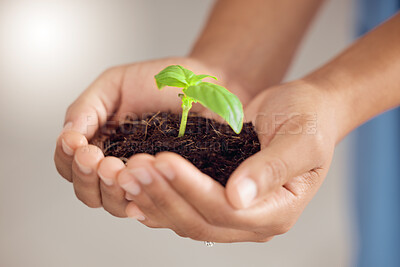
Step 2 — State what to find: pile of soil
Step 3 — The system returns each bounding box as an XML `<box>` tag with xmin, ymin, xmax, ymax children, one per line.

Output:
<box><xmin>91</xmin><ymin>112</ymin><xmax>260</xmax><ymax>186</ymax></box>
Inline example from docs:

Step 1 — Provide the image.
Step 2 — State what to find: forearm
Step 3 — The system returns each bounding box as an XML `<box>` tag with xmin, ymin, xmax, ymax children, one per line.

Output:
<box><xmin>190</xmin><ymin>0</ymin><xmax>324</xmax><ymax>97</ymax></box>
<box><xmin>305</xmin><ymin>13</ymin><xmax>400</xmax><ymax>141</ymax></box>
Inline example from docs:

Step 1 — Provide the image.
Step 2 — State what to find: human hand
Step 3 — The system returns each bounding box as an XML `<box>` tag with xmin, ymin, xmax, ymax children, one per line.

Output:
<box><xmin>116</xmin><ymin>80</ymin><xmax>339</xmax><ymax>242</ymax></box>
<box><xmin>54</xmin><ymin>57</ymin><xmax>247</xmax><ymax>217</ymax></box>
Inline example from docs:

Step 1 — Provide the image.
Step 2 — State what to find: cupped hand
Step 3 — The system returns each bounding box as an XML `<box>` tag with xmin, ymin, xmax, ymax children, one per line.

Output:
<box><xmin>54</xmin><ymin>57</ymin><xmax>247</xmax><ymax>217</ymax></box>
<box><xmin>117</xmin><ymin>80</ymin><xmax>340</xmax><ymax>242</ymax></box>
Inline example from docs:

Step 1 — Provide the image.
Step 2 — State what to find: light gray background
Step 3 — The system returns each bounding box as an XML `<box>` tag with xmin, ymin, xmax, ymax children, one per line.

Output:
<box><xmin>0</xmin><ymin>0</ymin><xmax>355</xmax><ymax>266</ymax></box>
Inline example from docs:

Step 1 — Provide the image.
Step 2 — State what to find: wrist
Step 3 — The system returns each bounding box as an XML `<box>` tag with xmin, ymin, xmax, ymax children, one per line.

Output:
<box><xmin>300</xmin><ymin>74</ymin><xmax>352</xmax><ymax>144</ymax></box>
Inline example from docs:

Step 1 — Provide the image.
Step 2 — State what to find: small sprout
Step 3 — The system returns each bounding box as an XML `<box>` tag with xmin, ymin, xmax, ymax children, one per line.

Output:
<box><xmin>154</xmin><ymin>65</ymin><xmax>244</xmax><ymax>137</ymax></box>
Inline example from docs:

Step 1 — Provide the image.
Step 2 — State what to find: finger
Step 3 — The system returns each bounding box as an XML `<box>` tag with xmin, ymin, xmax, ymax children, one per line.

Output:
<box><xmin>153</xmin><ymin>152</ymin><xmax>227</xmax><ymax>209</ymax></box>
<box><xmin>123</xmin><ymin>154</ymin><xmax>263</xmax><ymax>242</ymax></box>
<box><xmin>54</xmin><ymin>131</ymin><xmax>88</xmax><ymax>182</ymax></box>
<box><xmin>63</xmin><ymin>67</ymin><xmax>124</xmax><ymax>139</ymax></box>
<box><xmin>72</xmin><ymin>145</ymin><xmax>104</xmax><ymax>208</ymax></box>
<box><xmin>125</xmin><ymin>202</ymin><xmax>146</xmax><ymax>221</ymax></box>
<box><xmin>153</xmin><ymin>152</ymin><xmax>234</xmax><ymax>222</ymax></box>
<box><xmin>153</xmin><ymin>152</ymin><xmax>295</xmax><ymax>233</ymax></box>
<box><xmin>97</xmin><ymin>157</ymin><xmax>128</xmax><ymax>217</ymax></box>
<box><xmin>129</xmin><ymin>155</ymin><xmax>214</xmax><ymax>240</ymax></box>
<box><xmin>150</xmin><ymin>153</ymin><xmax>278</xmax><ymax>242</ymax></box>
<box><xmin>226</xmin><ymin>130</ymin><xmax>327</xmax><ymax>209</ymax></box>
<box><xmin>117</xmin><ymin>155</ymin><xmax>171</xmax><ymax>228</ymax></box>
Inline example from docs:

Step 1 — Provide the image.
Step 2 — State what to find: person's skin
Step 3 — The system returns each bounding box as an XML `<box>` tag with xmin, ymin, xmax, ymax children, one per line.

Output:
<box><xmin>54</xmin><ymin>58</ymin><xmax>221</xmax><ymax>215</ymax></box>
<box><xmin>116</xmin><ymin>13</ymin><xmax>400</xmax><ymax>242</ymax></box>
<box><xmin>55</xmin><ymin>0</ymin><xmax>323</xmax><ymax>217</ymax></box>
<box><xmin>54</xmin><ymin>3</ymin><xmax>400</xmax><ymax>242</ymax></box>
<box><xmin>191</xmin><ymin>0</ymin><xmax>324</xmax><ymax>95</ymax></box>
<box><xmin>118</xmin><ymin>82</ymin><xmax>335</xmax><ymax>242</ymax></box>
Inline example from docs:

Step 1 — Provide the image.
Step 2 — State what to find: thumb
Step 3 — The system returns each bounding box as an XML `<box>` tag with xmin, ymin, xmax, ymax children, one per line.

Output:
<box><xmin>63</xmin><ymin>67</ymin><xmax>124</xmax><ymax>139</ymax></box>
<box><xmin>226</xmin><ymin>133</ymin><xmax>325</xmax><ymax>209</ymax></box>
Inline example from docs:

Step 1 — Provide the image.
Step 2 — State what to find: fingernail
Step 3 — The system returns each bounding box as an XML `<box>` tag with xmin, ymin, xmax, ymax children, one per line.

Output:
<box><xmin>135</xmin><ymin>214</ymin><xmax>146</xmax><ymax>221</ymax></box>
<box><xmin>129</xmin><ymin>168</ymin><xmax>152</xmax><ymax>185</ymax></box>
<box><xmin>121</xmin><ymin>181</ymin><xmax>141</xmax><ymax>196</ymax></box>
<box><xmin>75</xmin><ymin>158</ymin><xmax>92</xmax><ymax>175</ymax></box>
<box><xmin>98</xmin><ymin>172</ymin><xmax>113</xmax><ymax>186</ymax></box>
<box><xmin>61</xmin><ymin>138</ymin><xmax>74</xmax><ymax>156</ymax></box>
<box><xmin>237</xmin><ymin>178</ymin><xmax>258</xmax><ymax>208</ymax></box>
<box><xmin>126</xmin><ymin>208</ymin><xmax>146</xmax><ymax>221</ymax></box>
<box><xmin>125</xmin><ymin>192</ymin><xmax>134</xmax><ymax>201</ymax></box>
<box><xmin>131</xmin><ymin>214</ymin><xmax>146</xmax><ymax>221</ymax></box>
<box><xmin>154</xmin><ymin>162</ymin><xmax>175</xmax><ymax>180</ymax></box>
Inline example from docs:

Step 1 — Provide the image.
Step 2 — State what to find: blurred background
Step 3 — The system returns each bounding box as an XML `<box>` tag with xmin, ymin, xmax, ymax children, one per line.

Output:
<box><xmin>0</xmin><ymin>0</ymin><xmax>356</xmax><ymax>266</ymax></box>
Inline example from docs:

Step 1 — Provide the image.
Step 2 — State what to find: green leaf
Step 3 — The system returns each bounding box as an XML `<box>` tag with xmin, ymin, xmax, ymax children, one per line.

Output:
<box><xmin>154</xmin><ymin>65</ymin><xmax>219</xmax><ymax>90</ymax></box>
<box><xmin>184</xmin><ymin>82</ymin><xmax>244</xmax><ymax>134</ymax></box>
<box><xmin>188</xmin><ymin>74</ymin><xmax>217</xmax><ymax>86</ymax></box>
<box><xmin>156</xmin><ymin>79</ymin><xmax>165</xmax><ymax>89</ymax></box>
<box><xmin>177</xmin><ymin>65</ymin><xmax>196</xmax><ymax>81</ymax></box>
<box><xmin>154</xmin><ymin>65</ymin><xmax>190</xmax><ymax>89</ymax></box>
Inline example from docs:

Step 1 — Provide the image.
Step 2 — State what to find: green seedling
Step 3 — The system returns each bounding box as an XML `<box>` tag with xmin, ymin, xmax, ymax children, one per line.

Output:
<box><xmin>154</xmin><ymin>65</ymin><xmax>244</xmax><ymax>137</ymax></box>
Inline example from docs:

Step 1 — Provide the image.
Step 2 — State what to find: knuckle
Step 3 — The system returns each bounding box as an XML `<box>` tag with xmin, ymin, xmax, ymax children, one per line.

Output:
<box><xmin>185</xmin><ymin>226</ymin><xmax>209</xmax><ymax>241</ymax></box>
<box><xmin>86</xmin><ymin>202</ymin><xmax>101</xmax><ymax>208</ymax></box>
<box><xmin>103</xmin><ymin>202</ymin><xmax>127</xmax><ymax>218</ymax></box>
<box><xmin>174</xmin><ymin>223</ymin><xmax>209</xmax><ymax>241</ymax></box>
<box><xmin>173</xmin><ymin>229</ymin><xmax>189</xmax><ymax>238</ymax></box>
<box><xmin>105</xmin><ymin>208</ymin><xmax>127</xmax><ymax>218</ymax></box>
<box><xmin>74</xmin><ymin>190</ymin><xmax>102</xmax><ymax>208</ymax></box>
<box><xmin>79</xmin><ymin>196</ymin><xmax>102</xmax><ymax>208</ymax></box>
<box><xmin>172</xmin><ymin>229</ymin><xmax>190</xmax><ymax>238</ymax></box>
<box><xmin>142</xmin><ymin>221</ymin><xmax>163</xmax><ymax>229</ymax></box>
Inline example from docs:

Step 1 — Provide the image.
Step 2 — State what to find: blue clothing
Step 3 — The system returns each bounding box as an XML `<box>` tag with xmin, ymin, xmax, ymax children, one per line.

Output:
<box><xmin>355</xmin><ymin>1</ymin><xmax>400</xmax><ymax>266</ymax></box>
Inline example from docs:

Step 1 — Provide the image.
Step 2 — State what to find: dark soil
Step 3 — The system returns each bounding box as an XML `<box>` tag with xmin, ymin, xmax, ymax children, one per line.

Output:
<box><xmin>91</xmin><ymin>112</ymin><xmax>260</xmax><ymax>186</ymax></box>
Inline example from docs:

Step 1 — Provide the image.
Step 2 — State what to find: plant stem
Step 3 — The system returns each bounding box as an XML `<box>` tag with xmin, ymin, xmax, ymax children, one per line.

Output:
<box><xmin>178</xmin><ymin>107</ymin><xmax>189</xmax><ymax>137</ymax></box>
<box><xmin>178</xmin><ymin>95</ymin><xmax>193</xmax><ymax>137</ymax></box>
